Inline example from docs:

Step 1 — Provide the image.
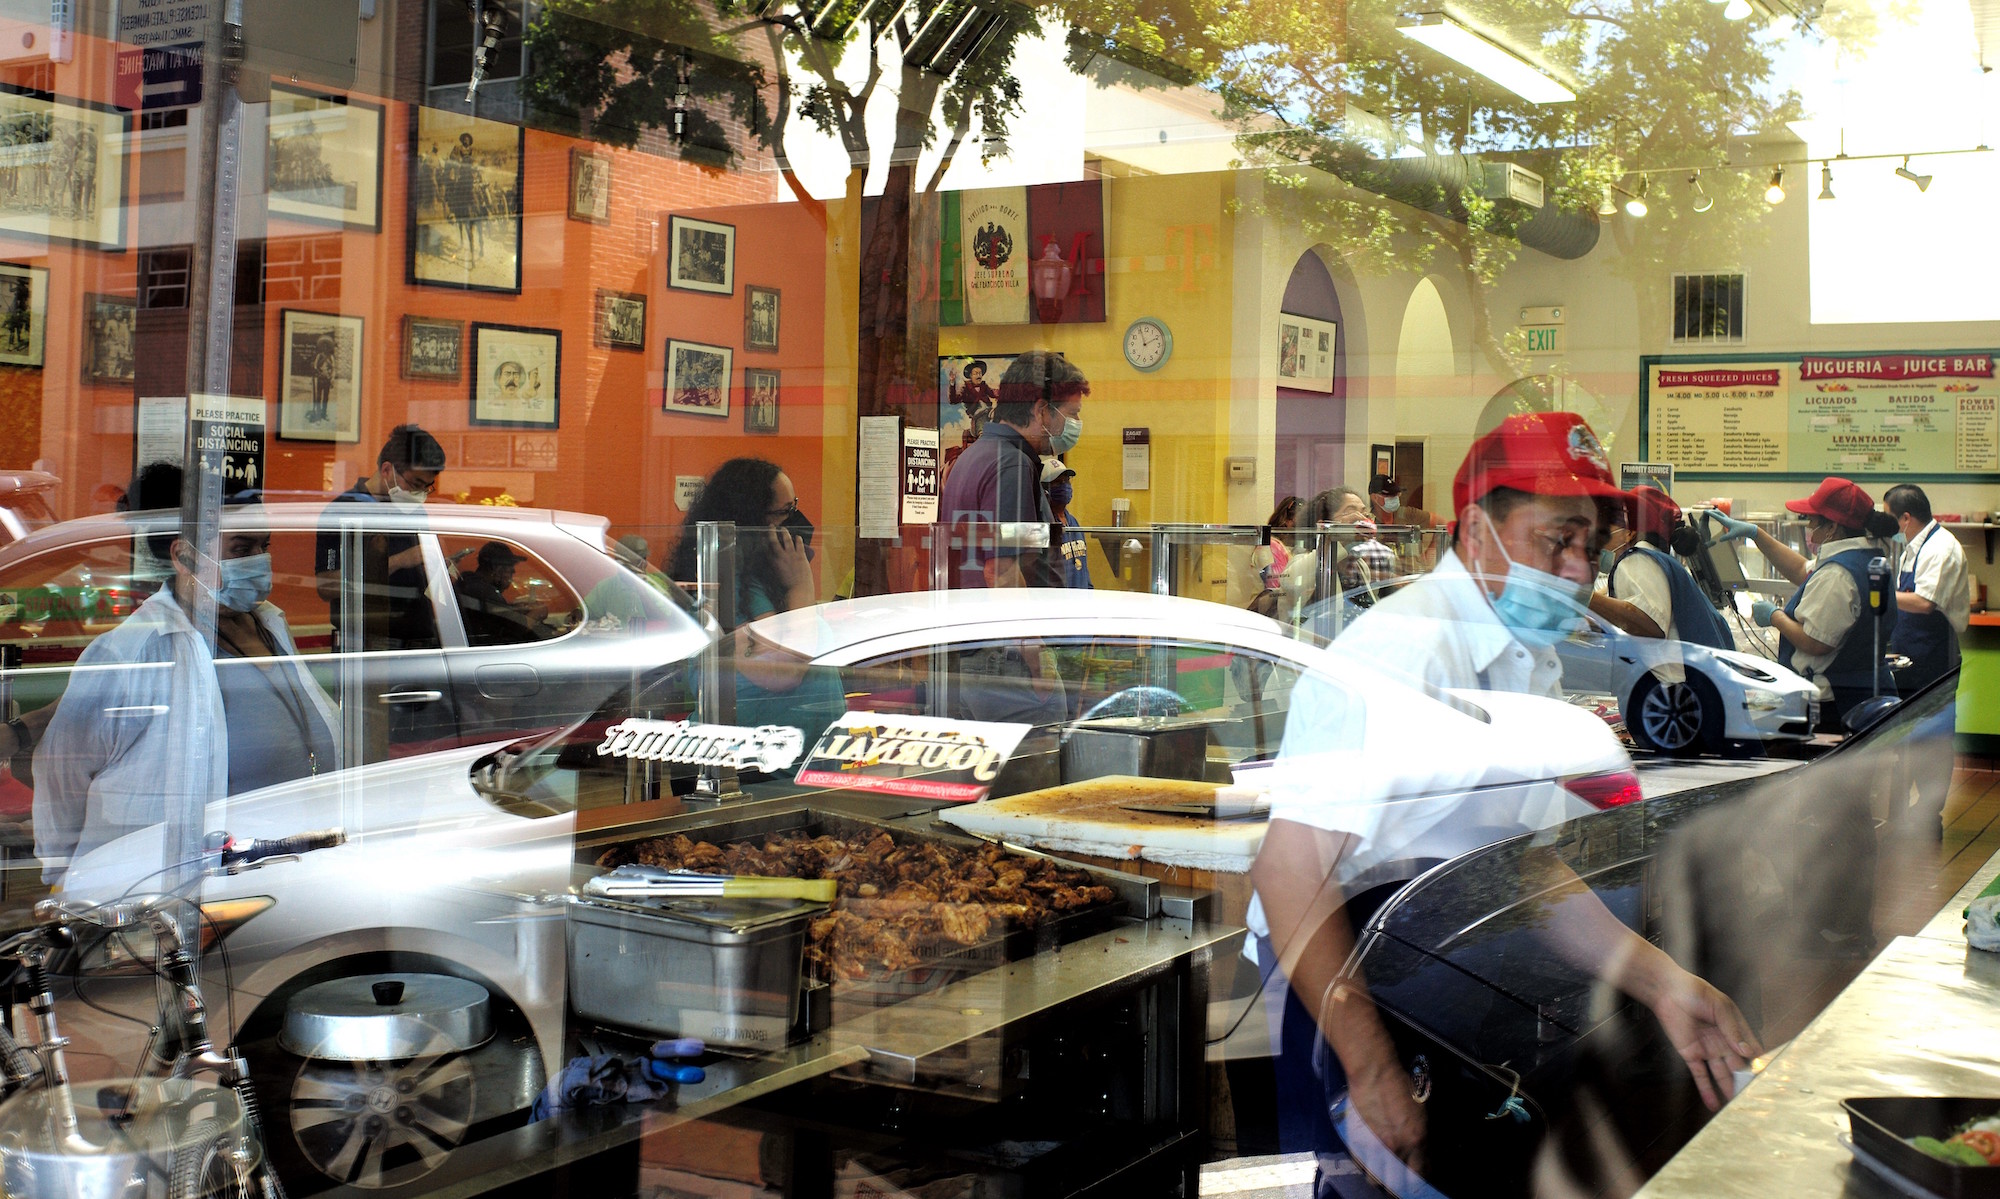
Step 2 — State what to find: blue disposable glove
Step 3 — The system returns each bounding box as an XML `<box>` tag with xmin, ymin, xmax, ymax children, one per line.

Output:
<box><xmin>1750</xmin><ymin>599</ymin><xmax>1777</xmax><ymax>627</ymax></box>
<box><xmin>1708</xmin><ymin>510</ymin><xmax>1761</xmax><ymax>544</ymax></box>
<box><xmin>531</xmin><ymin>1038</ymin><xmax>706</xmax><ymax>1120</ymax></box>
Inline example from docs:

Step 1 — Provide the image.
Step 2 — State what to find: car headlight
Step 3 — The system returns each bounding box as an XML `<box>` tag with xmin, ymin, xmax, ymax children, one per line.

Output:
<box><xmin>1718</xmin><ymin>657</ymin><xmax>1777</xmax><ymax>684</ymax></box>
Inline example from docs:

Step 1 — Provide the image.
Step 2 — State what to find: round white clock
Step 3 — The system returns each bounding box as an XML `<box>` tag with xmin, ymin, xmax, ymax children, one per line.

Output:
<box><xmin>1123</xmin><ymin>317</ymin><xmax>1173</xmax><ymax>373</ymax></box>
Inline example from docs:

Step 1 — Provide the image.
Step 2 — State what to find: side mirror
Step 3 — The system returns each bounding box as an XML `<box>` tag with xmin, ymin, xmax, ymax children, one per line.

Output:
<box><xmin>1843</xmin><ymin>694</ymin><xmax>1901</xmax><ymax>735</ymax></box>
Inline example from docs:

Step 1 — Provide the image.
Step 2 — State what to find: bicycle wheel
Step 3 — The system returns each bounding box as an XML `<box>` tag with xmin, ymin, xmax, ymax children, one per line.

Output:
<box><xmin>169</xmin><ymin>1116</ymin><xmax>254</xmax><ymax>1199</ymax></box>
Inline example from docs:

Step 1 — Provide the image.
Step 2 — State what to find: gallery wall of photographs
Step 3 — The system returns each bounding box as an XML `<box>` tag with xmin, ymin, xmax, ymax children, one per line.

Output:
<box><xmin>0</xmin><ymin>39</ymin><xmax>831</xmax><ymax>536</ymax></box>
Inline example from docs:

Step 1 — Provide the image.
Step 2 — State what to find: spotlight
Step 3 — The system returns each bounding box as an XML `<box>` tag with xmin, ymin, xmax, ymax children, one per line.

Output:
<box><xmin>1624</xmin><ymin>177</ymin><xmax>1649</xmax><ymax>218</ymax></box>
<box><xmin>1764</xmin><ymin>165</ymin><xmax>1786</xmax><ymax>204</ymax></box>
<box><xmin>1598</xmin><ymin>186</ymin><xmax>1617</xmax><ymax>216</ymax></box>
<box><xmin>1689</xmin><ymin>172</ymin><xmax>1713</xmax><ymax>212</ymax></box>
<box><xmin>1818</xmin><ymin>161</ymin><xmax>1835</xmax><ymax>199</ymax></box>
<box><xmin>1723</xmin><ymin>0</ymin><xmax>1752</xmax><ymax>19</ymax></box>
<box><xmin>1895</xmin><ymin>156</ymin><xmax>1932</xmax><ymax>191</ymax></box>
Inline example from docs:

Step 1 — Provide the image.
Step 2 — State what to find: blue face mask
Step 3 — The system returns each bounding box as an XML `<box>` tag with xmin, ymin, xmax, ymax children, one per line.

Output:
<box><xmin>1598</xmin><ymin>548</ymin><xmax>1616</xmax><ymax>575</ymax></box>
<box><xmin>212</xmin><ymin>552</ymin><xmax>273</xmax><ymax>612</ymax></box>
<box><xmin>1047</xmin><ymin>410</ymin><xmax>1082</xmax><ymax>455</ymax></box>
<box><xmin>1484</xmin><ymin>530</ymin><xmax>1590</xmax><ymax>649</ymax></box>
<box><xmin>1892</xmin><ymin>530</ymin><xmax>1909</xmax><ymax>546</ymax></box>
<box><xmin>1047</xmin><ymin>480</ymin><xmax>1073</xmax><ymax>508</ymax></box>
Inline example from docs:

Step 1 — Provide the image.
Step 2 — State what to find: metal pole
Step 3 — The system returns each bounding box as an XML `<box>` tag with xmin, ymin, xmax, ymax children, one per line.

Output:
<box><xmin>692</xmin><ymin>521</ymin><xmax>742</xmax><ymax>802</ymax></box>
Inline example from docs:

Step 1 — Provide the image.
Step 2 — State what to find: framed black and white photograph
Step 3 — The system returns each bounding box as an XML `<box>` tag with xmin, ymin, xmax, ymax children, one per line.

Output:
<box><xmin>277</xmin><ymin>310</ymin><xmax>363</xmax><ymax>442</ymax></box>
<box><xmin>82</xmin><ymin>293</ymin><xmax>134</xmax><ymax>383</ymax></box>
<box><xmin>667</xmin><ymin>215</ymin><xmax>734</xmax><ymax>295</ymax></box>
<box><xmin>0</xmin><ymin>262</ymin><xmax>46</xmax><ymax>368</ymax></box>
<box><xmin>568</xmin><ymin>148</ymin><xmax>610</xmax><ymax>224</ymax></box>
<box><xmin>0</xmin><ymin>86</ymin><xmax>128</xmax><ymax>250</ymax></box>
<box><xmin>408</xmin><ymin>106</ymin><xmax>524</xmax><ymax>294</ymax></box>
<box><xmin>267</xmin><ymin>84</ymin><xmax>385</xmax><ymax>232</ymax></box>
<box><xmin>663</xmin><ymin>339</ymin><xmax>731</xmax><ymax>417</ymax></box>
<box><xmin>594</xmin><ymin>289</ymin><xmax>646</xmax><ymax>351</ymax></box>
<box><xmin>745</xmin><ymin>285</ymin><xmax>780</xmax><ymax>352</ymax></box>
<box><xmin>401</xmin><ymin>315</ymin><xmax>463</xmax><ymax>381</ymax></box>
<box><xmin>743</xmin><ymin>368</ymin><xmax>780</xmax><ymax>433</ymax></box>
<box><xmin>471</xmin><ymin>323</ymin><xmax>560</xmax><ymax>428</ymax></box>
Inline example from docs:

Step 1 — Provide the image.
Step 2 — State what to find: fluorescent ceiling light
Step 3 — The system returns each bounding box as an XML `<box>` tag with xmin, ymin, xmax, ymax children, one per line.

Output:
<box><xmin>1398</xmin><ymin>13</ymin><xmax>1576</xmax><ymax>104</ymax></box>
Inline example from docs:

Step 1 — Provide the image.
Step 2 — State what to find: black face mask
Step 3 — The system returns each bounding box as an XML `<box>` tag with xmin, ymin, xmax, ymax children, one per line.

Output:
<box><xmin>780</xmin><ymin>507</ymin><xmax>816</xmax><ymax>559</ymax></box>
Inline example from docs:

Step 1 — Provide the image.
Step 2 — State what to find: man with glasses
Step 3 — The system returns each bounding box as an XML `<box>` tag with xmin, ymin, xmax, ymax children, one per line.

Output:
<box><xmin>315</xmin><ymin>423</ymin><xmax>447</xmax><ymax>653</ymax></box>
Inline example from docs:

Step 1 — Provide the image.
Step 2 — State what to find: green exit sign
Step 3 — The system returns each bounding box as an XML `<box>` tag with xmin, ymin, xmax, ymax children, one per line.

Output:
<box><xmin>1521</xmin><ymin>324</ymin><xmax>1564</xmax><ymax>355</ymax></box>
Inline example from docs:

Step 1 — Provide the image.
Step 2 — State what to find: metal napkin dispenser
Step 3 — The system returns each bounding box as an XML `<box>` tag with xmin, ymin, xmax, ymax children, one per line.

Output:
<box><xmin>1062</xmin><ymin>715</ymin><xmax>1213</xmax><ymax>783</ymax></box>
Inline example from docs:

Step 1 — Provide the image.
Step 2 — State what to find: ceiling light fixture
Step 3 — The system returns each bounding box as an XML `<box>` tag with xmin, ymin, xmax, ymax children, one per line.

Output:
<box><xmin>1597</xmin><ymin>186</ymin><xmax>1617</xmax><ymax>216</ymax></box>
<box><xmin>1818</xmin><ymin>162</ymin><xmax>1835</xmax><ymax>199</ymax></box>
<box><xmin>1624</xmin><ymin>177</ymin><xmax>1649</xmax><ymax>217</ymax></box>
<box><xmin>1764</xmin><ymin>165</ymin><xmax>1786</xmax><ymax>204</ymax></box>
<box><xmin>1895</xmin><ymin>156</ymin><xmax>1933</xmax><ymax>191</ymax></box>
<box><xmin>1397</xmin><ymin>13</ymin><xmax>1576</xmax><ymax>104</ymax></box>
<box><xmin>1689</xmin><ymin>172</ymin><xmax>1713</xmax><ymax>212</ymax></box>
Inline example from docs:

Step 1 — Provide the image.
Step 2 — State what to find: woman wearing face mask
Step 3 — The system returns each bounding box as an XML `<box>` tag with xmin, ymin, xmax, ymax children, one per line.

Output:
<box><xmin>34</xmin><ymin>505</ymin><xmax>339</xmax><ymax>889</ymax></box>
<box><xmin>1709</xmin><ymin>478</ymin><xmax>1901</xmax><ymax>724</ymax></box>
<box><xmin>666</xmin><ymin>459</ymin><xmax>841</xmax><ymax>737</ymax></box>
<box><xmin>1589</xmin><ymin>486</ymin><xmax>1734</xmax><ymax>647</ymax></box>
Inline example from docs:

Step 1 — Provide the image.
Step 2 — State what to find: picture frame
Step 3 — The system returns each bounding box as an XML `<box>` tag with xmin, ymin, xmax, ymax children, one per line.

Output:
<box><xmin>267</xmin><ymin>84</ymin><xmax>385</xmax><ymax>232</ymax></box>
<box><xmin>567</xmin><ymin>148</ymin><xmax>611</xmax><ymax>224</ymax></box>
<box><xmin>277</xmin><ymin>310</ymin><xmax>364</xmax><ymax>443</ymax></box>
<box><xmin>1371</xmin><ymin>444</ymin><xmax>1394</xmax><ymax>479</ymax></box>
<box><xmin>0</xmin><ymin>86</ymin><xmax>129</xmax><ymax>251</ymax></box>
<box><xmin>667</xmin><ymin>215</ymin><xmax>734</xmax><ymax>295</ymax></box>
<box><xmin>470</xmin><ymin>323</ymin><xmax>561</xmax><ymax>429</ymax></box>
<box><xmin>82</xmin><ymin>292</ymin><xmax>135</xmax><ymax>383</ymax></box>
<box><xmin>0</xmin><ymin>263</ymin><xmax>46</xmax><ymax>367</ymax></box>
<box><xmin>743</xmin><ymin>368</ymin><xmax>780</xmax><ymax>433</ymax></box>
<box><xmin>663</xmin><ymin>339</ymin><xmax>732</xmax><ymax>417</ymax></box>
<box><xmin>744</xmin><ymin>285</ymin><xmax>780</xmax><ymax>352</ymax></box>
<box><xmin>593</xmin><ymin>289</ymin><xmax>646</xmax><ymax>352</ymax></box>
<box><xmin>407</xmin><ymin>106</ymin><xmax>524</xmax><ymax>294</ymax></box>
<box><xmin>400</xmin><ymin>314</ymin><xmax>464</xmax><ymax>381</ymax></box>
<box><xmin>1276</xmin><ymin>311</ymin><xmax>1337</xmax><ymax>394</ymax></box>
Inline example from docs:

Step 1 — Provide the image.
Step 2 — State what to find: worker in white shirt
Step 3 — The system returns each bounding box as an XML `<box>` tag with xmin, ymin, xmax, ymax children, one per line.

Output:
<box><xmin>1883</xmin><ymin>484</ymin><xmax>1969</xmax><ymax>695</ymax></box>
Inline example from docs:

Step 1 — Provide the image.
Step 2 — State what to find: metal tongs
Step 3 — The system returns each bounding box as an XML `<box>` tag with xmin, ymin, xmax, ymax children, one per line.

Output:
<box><xmin>584</xmin><ymin>864</ymin><xmax>836</xmax><ymax>903</ymax></box>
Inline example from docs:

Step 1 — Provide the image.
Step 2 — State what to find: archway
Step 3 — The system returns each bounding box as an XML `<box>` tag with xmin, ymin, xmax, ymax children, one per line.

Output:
<box><xmin>1393</xmin><ymin>277</ymin><xmax>1456</xmax><ymax>511</ymax></box>
<box><xmin>1274</xmin><ymin>251</ymin><xmax>1346</xmax><ymax>505</ymax></box>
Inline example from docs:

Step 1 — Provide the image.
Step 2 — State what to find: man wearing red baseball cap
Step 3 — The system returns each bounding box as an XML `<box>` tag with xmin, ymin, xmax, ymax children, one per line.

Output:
<box><xmin>1336</xmin><ymin>410</ymin><xmax>1631</xmax><ymax>697</ymax></box>
<box><xmin>1589</xmin><ymin>486</ymin><xmax>1735</xmax><ymax>649</ymax></box>
<box><xmin>1710</xmin><ymin>477</ymin><xmax>1901</xmax><ymax>721</ymax></box>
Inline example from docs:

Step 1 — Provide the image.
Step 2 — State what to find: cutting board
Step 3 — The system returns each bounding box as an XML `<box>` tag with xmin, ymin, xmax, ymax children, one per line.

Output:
<box><xmin>939</xmin><ymin>776</ymin><xmax>1266</xmax><ymax>874</ymax></box>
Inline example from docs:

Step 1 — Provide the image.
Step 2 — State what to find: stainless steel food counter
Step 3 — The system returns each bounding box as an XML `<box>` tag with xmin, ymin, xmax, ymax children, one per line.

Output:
<box><xmin>1636</xmin><ymin>850</ymin><xmax>2000</xmax><ymax>1198</ymax></box>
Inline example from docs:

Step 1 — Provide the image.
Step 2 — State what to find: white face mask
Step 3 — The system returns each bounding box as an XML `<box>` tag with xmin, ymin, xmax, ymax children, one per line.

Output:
<box><xmin>1380</xmin><ymin>496</ymin><xmax>1402</xmax><ymax>514</ymax></box>
<box><xmin>387</xmin><ymin>485</ymin><xmax>427</xmax><ymax>507</ymax></box>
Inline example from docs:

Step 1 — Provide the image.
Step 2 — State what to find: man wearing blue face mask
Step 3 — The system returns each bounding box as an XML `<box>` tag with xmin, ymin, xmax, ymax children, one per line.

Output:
<box><xmin>939</xmin><ymin>350</ymin><xmax>1088</xmax><ymax>590</ymax></box>
<box><xmin>1335</xmin><ymin>411</ymin><xmax>1628</xmax><ymax>698</ymax></box>
<box><xmin>34</xmin><ymin>507</ymin><xmax>338</xmax><ymax>887</ymax></box>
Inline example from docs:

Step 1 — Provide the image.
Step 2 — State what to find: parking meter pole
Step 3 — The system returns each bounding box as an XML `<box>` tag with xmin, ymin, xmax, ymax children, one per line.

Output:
<box><xmin>692</xmin><ymin>522</ymin><xmax>743</xmax><ymax>803</ymax></box>
<box><xmin>1150</xmin><ymin>527</ymin><xmax>1170</xmax><ymax>597</ymax></box>
<box><xmin>337</xmin><ymin>522</ymin><xmax>367</xmax><ymax>838</ymax></box>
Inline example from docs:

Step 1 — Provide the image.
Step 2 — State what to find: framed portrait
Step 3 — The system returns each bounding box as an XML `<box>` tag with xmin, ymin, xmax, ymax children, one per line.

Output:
<box><xmin>407</xmin><ymin>106</ymin><xmax>524</xmax><ymax>294</ymax></box>
<box><xmin>667</xmin><ymin>216</ymin><xmax>734</xmax><ymax>295</ymax></box>
<box><xmin>277</xmin><ymin>310</ymin><xmax>363</xmax><ymax>442</ymax></box>
<box><xmin>1275</xmin><ymin>311</ymin><xmax>1337</xmax><ymax>393</ymax></box>
<box><xmin>0</xmin><ymin>262</ymin><xmax>45</xmax><ymax>367</ymax></box>
<box><xmin>0</xmin><ymin>86</ymin><xmax>128</xmax><ymax>250</ymax></box>
<box><xmin>663</xmin><ymin>339</ymin><xmax>731</xmax><ymax>417</ymax></box>
<box><xmin>82</xmin><ymin>292</ymin><xmax>135</xmax><ymax>383</ymax></box>
<box><xmin>470</xmin><ymin>323</ymin><xmax>560</xmax><ymax>428</ymax></box>
<box><xmin>743</xmin><ymin>368</ymin><xmax>780</xmax><ymax>434</ymax></box>
<box><xmin>744</xmin><ymin>285</ymin><xmax>780</xmax><ymax>352</ymax></box>
<box><xmin>267</xmin><ymin>84</ymin><xmax>385</xmax><ymax>232</ymax></box>
<box><xmin>593</xmin><ymin>289</ymin><xmax>646</xmax><ymax>352</ymax></box>
<box><xmin>568</xmin><ymin>148</ymin><xmax>611</xmax><ymax>224</ymax></box>
<box><xmin>401</xmin><ymin>314</ymin><xmax>464</xmax><ymax>381</ymax></box>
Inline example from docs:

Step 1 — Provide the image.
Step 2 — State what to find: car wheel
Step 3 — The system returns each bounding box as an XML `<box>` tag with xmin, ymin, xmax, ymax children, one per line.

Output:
<box><xmin>1626</xmin><ymin>671</ymin><xmax>1724</xmax><ymax>757</ymax></box>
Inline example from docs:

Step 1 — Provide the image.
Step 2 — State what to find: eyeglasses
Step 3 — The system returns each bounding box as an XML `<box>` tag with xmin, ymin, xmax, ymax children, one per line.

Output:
<box><xmin>396</xmin><ymin>469</ymin><xmax>438</xmax><ymax>496</ymax></box>
<box><xmin>766</xmin><ymin>498</ymin><xmax>800</xmax><ymax>520</ymax></box>
<box><xmin>1523</xmin><ymin>524</ymin><xmax>1607</xmax><ymax>563</ymax></box>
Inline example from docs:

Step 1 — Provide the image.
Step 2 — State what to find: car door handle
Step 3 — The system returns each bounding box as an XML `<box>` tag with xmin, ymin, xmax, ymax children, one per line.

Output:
<box><xmin>476</xmin><ymin>664</ymin><xmax>540</xmax><ymax>698</ymax></box>
<box><xmin>378</xmin><ymin>690</ymin><xmax>444</xmax><ymax>705</ymax></box>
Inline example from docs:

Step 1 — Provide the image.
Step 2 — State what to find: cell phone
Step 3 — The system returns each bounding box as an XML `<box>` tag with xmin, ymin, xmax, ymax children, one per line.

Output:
<box><xmin>780</xmin><ymin>508</ymin><xmax>815</xmax><ymax>559</ymax></box>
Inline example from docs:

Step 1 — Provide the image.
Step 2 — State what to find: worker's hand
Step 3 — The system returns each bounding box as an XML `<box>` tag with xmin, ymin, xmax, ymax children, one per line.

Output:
<box><xmin>1707</xmin><ymin>510</ymin><xmax>1760</xmax><ymax>544</ymax></box>
<box><xmin>768</xmin><ymin>527</ymin><xmax>814</xmax><ymax>593</ymax></box>
<box><xmin>1751</xmin><ymin>599</ymin><xmax>1778</xmax><ymax>627</ymax></box>
<box><xmin>1641</xmin><ymin>968</ymin><xmax>1763</xmax><ymax>1111</ymax></box>
<box><xmin>1347</xmin><ymin>1057</ymin><xmax>1427</xmax><ymax>1173</ymax></box>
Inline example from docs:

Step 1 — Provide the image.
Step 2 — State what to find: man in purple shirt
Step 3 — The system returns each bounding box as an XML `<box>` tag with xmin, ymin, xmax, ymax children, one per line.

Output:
<box><xmin>939</xmin><ymin>350</ymin><xmax>1089</xmax><ymax>590</ymax></box>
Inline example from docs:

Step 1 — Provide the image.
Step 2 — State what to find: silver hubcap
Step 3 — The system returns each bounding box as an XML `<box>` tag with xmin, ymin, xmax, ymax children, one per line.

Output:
<box><xmin>1638</xmin><ymin>681</ymin><xmax>1705</xmax><ymax>749</ymax></box>
<box><xmin>290</xmin><ymin>1027</ymin><xmax>476</xmax><ymax>1190</ymax></box>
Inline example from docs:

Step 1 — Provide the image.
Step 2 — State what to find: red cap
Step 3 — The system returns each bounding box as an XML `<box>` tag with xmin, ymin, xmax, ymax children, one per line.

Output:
<box><xmin>1452</xmin><ymin>412</ymin><xmax>1631</xmax><ymax>519</ymax></box>
<box><xmin>1628</xmin><ymin>486</ymin><xmax>1680</xmax><ymax>543</ymax></box>
<box><xmin>1784</xmin><ymin>477</ymin><xmax>1876</xmax><ymax>529</ymax></box>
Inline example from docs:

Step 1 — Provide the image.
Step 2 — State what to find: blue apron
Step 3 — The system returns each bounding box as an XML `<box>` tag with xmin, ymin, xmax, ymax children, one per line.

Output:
<box><xmin>1610</xmin><ymin>545</ymin><xmax>1733</xmax><ymax>650</ymax></box>
<box><xmin>1778</xmin><ymin>546</ymin><xmax>1896</xmax><ymax>719</ymax></box>
<box><xmin>1888</xmin><ymin>523</ymin><xmax>1959</xmax><ymax>692</ymax></box>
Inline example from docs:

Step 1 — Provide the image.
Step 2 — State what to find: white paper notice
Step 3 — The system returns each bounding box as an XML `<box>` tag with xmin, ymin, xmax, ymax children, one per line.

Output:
<box><xmin>902</xmin><ymin>426</ymin><xmax>939</xmax><ymax>525</ymax></box>
<box><xmin>1122</xmin><ymin>427</ymin><xmax>1152</xmax><ymax>491</ymax></box>
<box><xmin>135</xmin><ymin>396</ymin><xmax>188</xmax><ymax>469</ymax></box>
<box><xmin>859</xmin><ymin>415</ymin><xmax>901</xmax><ymax>539</ymax></box>
<box><xmin>674</xmin><ymin>475</ymin><xmax>703</xmax><ymax>512</ymax></box>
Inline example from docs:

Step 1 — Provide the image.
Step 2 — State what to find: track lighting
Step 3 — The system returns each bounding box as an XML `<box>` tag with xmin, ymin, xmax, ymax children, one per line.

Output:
<box><xmin>1764</xmin><ymin>166</ymin><xmax>1786</xmax><ymax>204</ymax></box>
<box><xmin>1896</xmin><ymin>156</ymin><xmax>1932</xmax><ymax>191</ymax></box>
<box><xmin>1689</xmin><ymin>172</ymin><xmax>1713</xmax><ymax>212</ymax></box>
<box><xmin>1598</xmin><ymin>186</ymin><xmax>1617</xmax><ymax>216</ymax></box>
<box><xmin>1624</xmin><ymin>177</ymin><xmax>1649</xmax><ymax>217</ymax></box>
<box><xmin>1818</xmin><ymin>162</ymin><xmax>1835</xmax><ymax>199</ymax></box>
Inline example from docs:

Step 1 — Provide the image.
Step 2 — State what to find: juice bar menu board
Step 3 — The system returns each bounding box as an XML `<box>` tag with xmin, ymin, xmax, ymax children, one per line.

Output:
<box><xmin>1642</xmin><ymin>351</ymin><xmax>2000</xmax><ymax>479</ymax></box>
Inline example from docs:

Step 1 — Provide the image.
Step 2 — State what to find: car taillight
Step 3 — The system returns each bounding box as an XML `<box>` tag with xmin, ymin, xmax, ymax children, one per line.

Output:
<box><xmin>1563</xmin><ymin>770</ymin><xmax>1644</xmax><ymax>809</ymax></box>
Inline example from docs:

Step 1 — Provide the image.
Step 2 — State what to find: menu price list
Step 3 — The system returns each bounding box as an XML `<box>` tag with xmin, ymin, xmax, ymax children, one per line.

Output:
<box><xmin>1648</xmin><ymin>367</ymin><xmax>1789</xmax><ymax>471</ymax></box>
